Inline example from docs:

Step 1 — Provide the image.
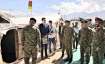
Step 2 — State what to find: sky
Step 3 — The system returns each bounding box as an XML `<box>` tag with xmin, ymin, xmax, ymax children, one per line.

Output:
<box><xmin>0</xmin><ymin>0</ymin><xmax>105</xmax><ymax>18</ymax></box>
<box><xmin>0</xmin><ymin>0</ymin><xmax>64</xmax><ymax>14</ymax></box>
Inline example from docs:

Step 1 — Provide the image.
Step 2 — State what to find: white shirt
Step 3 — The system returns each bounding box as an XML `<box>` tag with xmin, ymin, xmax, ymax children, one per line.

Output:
<box><xmin>48</xmin><ymin>26</ymin><xmax>56</xmax><ymax>38</ymax></box>
<box><xmin>74</xmin><ymin>27</ymin><xmax>79</xmax><ymax>34</ymax></box>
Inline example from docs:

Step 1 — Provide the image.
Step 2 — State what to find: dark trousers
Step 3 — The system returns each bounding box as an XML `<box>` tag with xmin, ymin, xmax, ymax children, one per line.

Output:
<box><xmin>48</xmin><ymin>38</ymin><xmax>56</xmax><ymax>53</ymax></box>
<box><xmin>73</xmin><ymin>37</ymin><xmax>79</xmax><ymax>49</ymax></box>
<box><xmin>41</xmin><ymin>43</ymin><xmax>48</xmax><ymax>59</ymax></box>
<box><xmin>59</xmin><ymin>35</ymin><xmax>63</xmax><ymax>49</ymax></box>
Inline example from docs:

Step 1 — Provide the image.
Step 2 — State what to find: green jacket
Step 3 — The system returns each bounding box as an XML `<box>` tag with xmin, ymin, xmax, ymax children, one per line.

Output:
<box><xmin>62</xmin><ymin>26</ymin><xmax>74</xmax><ymax>49</ymax></box>
<box><xmin>79</xmin><ymin>28</ymin><xmax>92</xmax><ymax>47</ymax></box>
<box><xmin>22</xmin><ymin>26</ymin><xmax>41</xmax><ymax>48</ymax></box>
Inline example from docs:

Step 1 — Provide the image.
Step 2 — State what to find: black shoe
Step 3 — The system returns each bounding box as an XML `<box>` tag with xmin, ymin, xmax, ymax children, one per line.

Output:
<box><xmin>49</xmin><ymin>50</ymin><xmax>52</xmax><ymax>53</ymax></box>
<box><xmin>68</xmin><ymin>61</ymin><xmax>72</xmax><ymax>64</ymax></box>
<box><xmin>59</xmin><ymin>48</ymin><xmax>62</xmax><ymax>49</ymax></box>
<box><xmin>60</xmin><ymin>54</ymin><xmax>64</xmax><ymax>59</ymax></box>
<box><xmin>68</xmin><ymin>58</ymin><xmax>72</xmax><ymax>63</ymax></box>
<box><xmin>64</xmin><ymin>58</ymin><xmax>69</xmax><ymax>62</ymax></box>
<box><xmin>81</xmin><ymin>63</ymin><xmax>83</xmax><ymax>64</ymax></box>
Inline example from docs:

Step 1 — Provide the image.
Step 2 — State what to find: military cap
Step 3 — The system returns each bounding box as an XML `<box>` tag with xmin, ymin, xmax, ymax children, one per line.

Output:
<box><xmin>86</xmin><ymin>19</ymin><xmax>92</xmax><ymax>22</ymax></box>
<box><xmin>65</xmin><ymin>20</ymin><xmax>70</xmax><ymax>23</ymax></box>
<box><xmin>95</xmin><ymin>17</ymin><xmax>103</xmax><ymax>24</ymax></box>
<box><xmin>79</xmin><ymin>18</ymin><xmax>88</xmax><ymax>23</ymax></box>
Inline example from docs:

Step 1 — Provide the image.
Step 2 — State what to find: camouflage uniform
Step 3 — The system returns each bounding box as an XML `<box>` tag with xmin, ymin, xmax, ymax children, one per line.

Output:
<box><xmin>92</xmin><ymin>28</ymin><xmax>105</xmax><ymax>64</ymax></box>
<box><xmin>79</xmin><ymin>28</ymin><xmax>92</xmax><ymax>64</ymax></box>
<box><xmin>62</xmin><ymin>25</ymin><xmax>74</xmax><ymax>63</ymax></box>
<box><xmin>59</xmin><ymin>25</ymin><xmax>65</xmax><ymax>58</ymax></box>
<box><xmin>22</xmin><ymin>26</ymin><xmax>41</xmax><ymax>64</ymax></box>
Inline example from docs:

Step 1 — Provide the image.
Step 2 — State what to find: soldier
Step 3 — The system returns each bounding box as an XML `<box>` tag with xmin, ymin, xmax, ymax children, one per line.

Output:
<box><xmin>92</xmin><ymin>17</ymin><xmax>105</xmax><ymax>64</ymax></box>
<box><xmin>22</xmin><ymin>18</ymin><xmax>41</xmax><ymax>64</ymax></box>
<box><xmin>79</xmin><ymin>18</ymin><xmax>92</xmax><ymax>64</ymax></box>
<box><xmin>61</xmin><ymin>20</ymin><xmax>74</xmax><ymax>63</ymax></box>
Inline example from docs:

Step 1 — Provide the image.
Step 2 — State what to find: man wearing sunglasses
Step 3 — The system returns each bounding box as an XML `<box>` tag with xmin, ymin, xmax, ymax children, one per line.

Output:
<box><xmin>79</xmin><ymin>18</ymin><xmax>92</xmax><ymax>64</ymax></box>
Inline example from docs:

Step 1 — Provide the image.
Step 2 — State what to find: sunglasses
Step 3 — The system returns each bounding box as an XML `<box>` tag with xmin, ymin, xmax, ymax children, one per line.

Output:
<box><xmin>81</xmin><ymin>21</ymin><xmax>88</xmax><ymax>23</ymax></box>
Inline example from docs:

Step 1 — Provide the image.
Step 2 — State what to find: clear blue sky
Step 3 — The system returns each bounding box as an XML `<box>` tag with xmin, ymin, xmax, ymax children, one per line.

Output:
<box><xmin>0</xmin><ymin>0</ymin><xmax>79</xmax><ymax>14</ymax></box>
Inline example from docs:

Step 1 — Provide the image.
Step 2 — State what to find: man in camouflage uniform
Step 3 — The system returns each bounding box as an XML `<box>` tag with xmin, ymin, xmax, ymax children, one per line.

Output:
<box><xmin>61</xmin><ymin>20</ymin><xmax>74</xmax><ymax>63</ymax></box>
<box><xmin>22</xmin><ymin>18</ymin><xmax>41</xmax><ymax>64</ymax></box>
<box><xmin>79</xmin><ymin>18</ymin><xmax>92</xmax><ymax>64</ymax></box>
<box><xmin>92</xmin><ymin>17</ymin><xmax>105</xmax><ymax>64</ymax></box>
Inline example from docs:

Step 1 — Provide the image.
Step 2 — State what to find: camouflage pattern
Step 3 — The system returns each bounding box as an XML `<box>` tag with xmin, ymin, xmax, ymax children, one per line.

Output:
<box><xmin>22</xmin><ymin>25</ymin><xmax>41</xmax><ymax>64</ymax></box>
<box><xmin>92</xmin><ymin>28</ymin><xmax>105</xmax><ymax>64</ymax></box>
<box><xmin>62</xmin><ymin>25</ymin><xmax>74</xmax><ymax>61</ymax></box>
<box><xmin>79</xmin><ymin>28</ymin><xmax>92</xmax><ymax>64</ymax></box>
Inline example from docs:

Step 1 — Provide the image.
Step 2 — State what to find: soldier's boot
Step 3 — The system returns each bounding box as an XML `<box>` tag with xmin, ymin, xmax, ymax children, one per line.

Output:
<box><xmin>80</xmin><ymin>57</ymin><xmax>84</xmax><ymax>64</ymax></box>
<box><xmin>86</xmin><ymin>54</ymin><xmax>90</xmax><ymax>64</ymax></box>
<box><xmin>68</xmin><ymin>55</ymin><xmax>73</xmax><ymax>63</ymax></box>
<box><xmin>64</xmin><ymin>57</ymin><xmax>69</xmax><ymax>62</ymax></box>
<box><xmin>32</xmin><ymin>57</ymin><xmax>37</xmax><ymax>64</ymax></box>
<box><xmin>24</xmin><ymin>57</ymin><xmax>30</xmax><ymax>64</ymax></box>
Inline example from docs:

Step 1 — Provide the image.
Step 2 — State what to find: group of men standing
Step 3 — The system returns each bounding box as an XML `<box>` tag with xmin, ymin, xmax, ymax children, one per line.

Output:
<box><xmin>22</xmin><ymin>17</ymin><xmax>57</xmax><ymax>64</ymax></box>
<box><xmin>79</xmin><ymin>17</ymin><xmax>105</xmax><ymax>64</ymax></box>
<box><xmin>22</xmin><ymin>17</ymin><xmax>105</xmax><ymax>64</ymax></box>
<box><xmin>59</xmin><ymin>17</ymin><xmax>105</xmax><ymax>64</ymax></box>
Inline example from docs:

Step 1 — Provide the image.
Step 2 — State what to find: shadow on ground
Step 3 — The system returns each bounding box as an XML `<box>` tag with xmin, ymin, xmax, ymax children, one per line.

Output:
<box><xmin>52</xmin><ymin>58</ymin><xmax>81</xmax><ymax>64</ymax></box>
